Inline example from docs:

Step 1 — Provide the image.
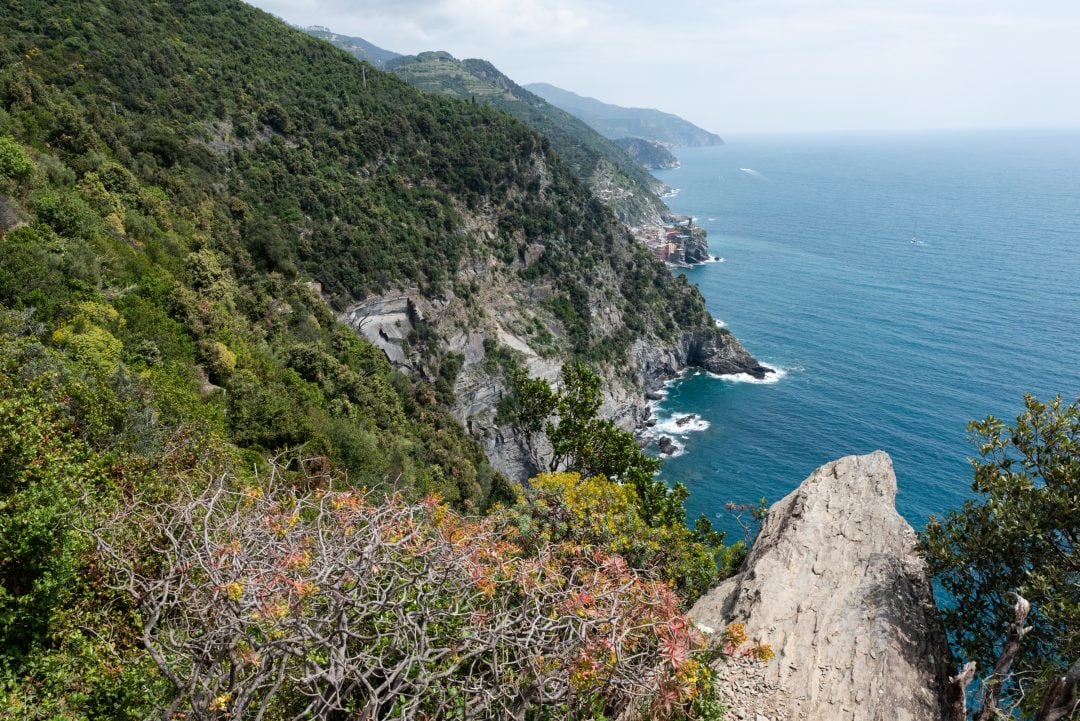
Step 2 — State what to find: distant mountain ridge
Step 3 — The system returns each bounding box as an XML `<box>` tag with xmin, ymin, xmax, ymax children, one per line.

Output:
<box><xmin>303</xmin><ymin>26</ymin><xmax>400</xmax><ymax>67</ymax></box>
<box><xmin>525</xmin><ymin>82</ymin><xmax>723</xmax><ymax>147</ymax></box>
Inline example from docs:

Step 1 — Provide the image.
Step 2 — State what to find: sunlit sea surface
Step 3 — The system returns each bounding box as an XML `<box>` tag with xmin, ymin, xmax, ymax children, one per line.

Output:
<box><xmin>646</xmin><ymin>130</ymin><xmax>1080</xmax><ymax>540</ymax></box>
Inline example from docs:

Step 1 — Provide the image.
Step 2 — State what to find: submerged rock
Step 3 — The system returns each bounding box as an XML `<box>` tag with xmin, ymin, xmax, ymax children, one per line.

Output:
<box><xmin>691</xmin><ymin>451</ymin><xmax>952</xmax><ymax>721</ymax></box>
<box><xmin>656</xmin><ymin>436</ymin><xmax>678</xmax><ymax>456</ymax></box>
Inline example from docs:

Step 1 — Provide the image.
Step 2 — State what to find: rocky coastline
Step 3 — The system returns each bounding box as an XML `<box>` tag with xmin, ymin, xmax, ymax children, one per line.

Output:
<box><xmin>338</xmin><ymin>188</ymin><xmax>771</xmax><ymax>484</ymax></box>
<box><xmin>634</xmin><ymin>325</ymin><xmax>772</xmax><ymax>396</ymax></box>
<box><xmin>341</xmin><ymin>288</ymin><xmax>770</xmax><ymax>482</ymax></box>
<box><xmin>632</xmin><ymin>325</ymin><xmax>773</xmax><ymax>458</ymax></box>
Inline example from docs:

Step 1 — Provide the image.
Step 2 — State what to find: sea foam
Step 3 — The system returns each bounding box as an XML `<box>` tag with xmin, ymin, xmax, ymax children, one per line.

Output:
<box><xmin>652</xmin><ymin>413</ymin><xmax>710</xmax><ymax>434</ymax></box>
<box><xmin>642</xmin><ymin>376</ymin><xmax>712</xmax><ymax>457</ymax></box>
<box><xmin>707</xmin><ymin>365</ymin><xmax>788</xmax><ymax>385</ymax></box>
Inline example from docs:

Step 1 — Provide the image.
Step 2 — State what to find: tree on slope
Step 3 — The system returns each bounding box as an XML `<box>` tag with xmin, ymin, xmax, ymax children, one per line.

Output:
<box><xmin>511</xmin><ymin>361</ymin><xmax>683</xmax><ymax>527</ymax></box>
<box><xmin>922</xmin><ymin>395</ymin><xmax>1078</xmax><ymax>719</ymax></box>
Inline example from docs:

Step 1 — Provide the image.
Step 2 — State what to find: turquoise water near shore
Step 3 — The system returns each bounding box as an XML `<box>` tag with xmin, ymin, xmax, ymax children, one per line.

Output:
<box><xmin>648</xmin><ymin>130</ymin><xmax>1080</xmax><ymax>541</ymax></box>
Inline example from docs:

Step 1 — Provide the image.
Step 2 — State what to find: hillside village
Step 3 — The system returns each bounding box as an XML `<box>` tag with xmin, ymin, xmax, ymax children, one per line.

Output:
<box><xmin>632</xmin><ymin>215</ymin><xmax>714</xmax><ymax>266</ymax></box>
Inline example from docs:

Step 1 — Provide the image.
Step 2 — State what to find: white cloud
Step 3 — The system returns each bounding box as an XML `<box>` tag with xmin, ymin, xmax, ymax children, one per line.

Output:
<box><xmin>248</xmin><ymin>0</ymin><xmax>1080</xmax><ymax>133</ymax></box>
<box><xmin>256</xmin><ymin>0</ymin><xmax>592</xmax><ymax>48</ymax></box>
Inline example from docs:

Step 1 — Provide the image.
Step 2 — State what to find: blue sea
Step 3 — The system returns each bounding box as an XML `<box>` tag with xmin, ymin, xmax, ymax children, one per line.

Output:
<box><xmin>648</xmin><ymin>130</ymin><xmax>1080</xmax><ymax>541</ymax></box>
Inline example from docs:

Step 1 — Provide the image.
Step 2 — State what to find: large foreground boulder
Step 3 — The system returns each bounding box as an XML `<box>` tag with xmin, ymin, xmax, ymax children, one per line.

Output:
<box><xmin>691</xmin><ymin>451</ymin><xmax>952</xmax><ymax>721</ymax></box>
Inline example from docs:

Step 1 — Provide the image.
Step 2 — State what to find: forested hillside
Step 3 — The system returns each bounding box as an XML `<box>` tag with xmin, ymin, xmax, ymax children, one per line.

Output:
<box><xmin>383</xmin><ymin>51</ymin><xmax>669</xmax><ymax>224</ymax></box>
<box><xmin>0</xmin><ymin>0</ymin><xmax>714</xmax><ymax>462</ymax></box>
<box><xmin>614</xmin><ymin>137</ymin><xmax>681</xmax><ymax>170</ymax></box>
<box><xmin>0</xmin><ymin>0</ymin><xmax>736</xmax><ymax>717</ymax></box>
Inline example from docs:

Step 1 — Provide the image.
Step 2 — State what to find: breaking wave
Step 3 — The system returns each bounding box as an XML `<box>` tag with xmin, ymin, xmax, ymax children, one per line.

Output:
<box><xmin>706</xmin><ymin>365</ymin><xmax>789</xmax><ymax>384</ymax></box>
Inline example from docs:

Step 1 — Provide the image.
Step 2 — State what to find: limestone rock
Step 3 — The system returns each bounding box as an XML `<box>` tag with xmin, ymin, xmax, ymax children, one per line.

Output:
<box><xmin>683</xmin><ymin>231</ymin><xmax>711</xmax><ymax>264</ymax></box>
<box><xmin>336</xmin><ymin>257</ymin><xmax>771</xmax><ymax>484</ymax></box>
<box><xmin>691</xmin><ymin>452</ymin><xmax>952</xmax><ymax>721</ymax></box>
<box><xmin>341</xmin><ymin>295</ymin><xmax>418</xmax><ymax>368</ymax></box>
<box><xmin>632</xmin><ymin>324</ymin><xmax>771</xmax><ymax>402</ymax></box>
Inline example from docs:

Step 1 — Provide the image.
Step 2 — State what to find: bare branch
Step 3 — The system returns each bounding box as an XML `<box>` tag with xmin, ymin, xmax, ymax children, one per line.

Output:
<box><xmin>974</xmin><ymin>594</ymin><xmax>1032</xmax><ymax>721</ymax></box>
<box><xmin>87</xmin><ymin>460</ymin><xmax>706</xmax><ymax>720</ymax></box>
<box><xmin>949</xmin><ymin>661</ymin><xmax>978</xmax><ymax>721</ymax></box>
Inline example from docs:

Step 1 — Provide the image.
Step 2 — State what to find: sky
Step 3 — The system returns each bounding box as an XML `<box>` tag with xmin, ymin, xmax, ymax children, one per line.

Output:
<box><xmin>246</xmin><ymin>0</ymin><xmax>1080</xmax><ymax>134</ymax></box>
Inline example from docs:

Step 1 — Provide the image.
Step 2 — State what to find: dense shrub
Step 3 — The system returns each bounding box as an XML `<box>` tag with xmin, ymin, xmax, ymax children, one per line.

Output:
<box><xmin>510</xmin><ymin>472</ymin><xmax>720</xmax><ymax>601</ymax></box>
<box><xmin>0</xmin><ymin>2</ymin><xmax>726</xmax><ymax>717</ymax></box>
<box><xmin>91</xmin><ymin>463</ymin><xmax>723</xmax><ymax>720</ymax></box>
<box><xmin>0</xmin><ymin>135</ymin><xmax>32</xmax><ymax>183</ymax></box>
<box><xmin>922</xmin><ymin>395</ymin><xmax>1079</xmax><ymax>717</ymax></box>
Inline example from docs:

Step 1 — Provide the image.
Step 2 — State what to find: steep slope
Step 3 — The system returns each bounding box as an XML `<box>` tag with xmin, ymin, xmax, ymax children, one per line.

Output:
<box><xmin>302</xmin><ymin>25</ymin><xmax>400</xmax><ymax>67</ymax></box>
<box><xmin>614</xmin><ymin>137</ymin><xmax>680</xmax><ymax>169</ymax></box>
<box><xmin>378</xmin><ymin>50</ymin><xmax>669</xmax><ymax>226</ymax></box>
<box><xmin>527</xmin><ymin>82</ymin><xmax>724</xmax><ymax>147</ymax></box>
<box><xmin>0</xmin><ymin>0</ymin><xmax>761</xmax><ymax>483</ymax></box>
<box><xmin>0</xmin><ymin>2</ymin><xmax>768</xmax><ymax>715</ymax></box>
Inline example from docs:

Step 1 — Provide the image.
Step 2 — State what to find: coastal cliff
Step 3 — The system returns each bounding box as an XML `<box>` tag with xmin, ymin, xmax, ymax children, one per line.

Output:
<box><xmin>613</xmin><ymin>137</ymin><xmax>681</xmax><ymax>169</ymax></box>
<box><xmin>691</xmin><ymin>452</ymin><xmax>953</xmax><ymax>721</ymax></box>
<box><xmin>327</xmin><ymin>133</ymin><xmax>769</xmax><ymax>483</ymax></box>
<box><xmin>342</xmin><ymin>287</ymin><xmax>768</xmax><ymax>482</ymax></box>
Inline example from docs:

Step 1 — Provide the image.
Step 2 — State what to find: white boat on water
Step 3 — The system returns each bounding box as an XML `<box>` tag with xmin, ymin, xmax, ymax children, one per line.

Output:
<box><xmin>910</xmin><ymin>222</ymin><xmax>925</xmax><ymax>245</ymax></box>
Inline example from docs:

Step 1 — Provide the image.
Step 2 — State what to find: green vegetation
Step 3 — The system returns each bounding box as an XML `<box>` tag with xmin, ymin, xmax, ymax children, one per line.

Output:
<box><xmin>0</xmin><ymin>135</ymin><xmax>33</xmax><ymax>181</ymax></box>
<box><xmin>381</xmin><ymin>51</ymin><xmax>670</xmax><ymax>224</ymax></box>
<box><xmin>614</xmin><ymin>137</ymin><xmax>680</xmax><ymax>170</ymax></box>
<box><xmin>508</xmin><ymin>471</ymin><xmax>719</xmax><ymax>601</ymax></box>
<box><xmin>0</xmin><ymin>0</ymin><xmax>711</xmax><ymax>491</ymax></box>
<box><xmin>505</xmin><ymin>362</ymin><xmax>741</xmax><ymax>598</ymax></box>
<box><xmin>510</xmin><ymin>362</ymin><xmax>677</xmax><ymax>522</ymax></box>
<box><xmin>922</xmin><ymin>395</ymin><xmax>1079</xmax><ymax>718</ymax></box>
<box><xmin>0</xmin><ymin>0</ymin><xmax>727</xmax><ymax>716</ymax></box>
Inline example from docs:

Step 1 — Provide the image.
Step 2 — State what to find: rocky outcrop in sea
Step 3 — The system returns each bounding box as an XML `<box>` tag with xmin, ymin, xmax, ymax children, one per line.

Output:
<box><xmin>691</xmin><ymin>451</ymin><xmax>953</xmax><ymax>721</ymax></box>
<box><xmin>688</xmin><ymin>326</ymin><xmax>771</xmax><ymax>378</ymax></box>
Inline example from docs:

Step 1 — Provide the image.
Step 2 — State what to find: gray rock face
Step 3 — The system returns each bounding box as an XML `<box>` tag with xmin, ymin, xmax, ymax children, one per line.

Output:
<box><xmin>691</xmin><ymin>452</ymin><xmax>952</xmax><ymax>721</ymax></box>
<box><xmin>687</xmin><ymin>326</ymin><xmax>771</xmax><ymax>379</ymax></box>
<box><xmin>632</xmin><ymin>325</ymin><xmax>771</xmax><ymax>401</ymax></box>
<box><xmin>339</xmin><ymin>288</ymin><xmax>771</xmax><ymax>484</ymax></box>
<box><xmin>341</xmin><ymin>296</ymin><xmax>419</xmax><ymax>368</ymax></box>
<box><xmin>0</xmin><ymin>193</ymin><xmax>23</xmax><ymax>235</ymax></box>
<box><xmin>683</xmin><ymin>232</ymin><xmax>711</xmax><ymax>264</ymax></box>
